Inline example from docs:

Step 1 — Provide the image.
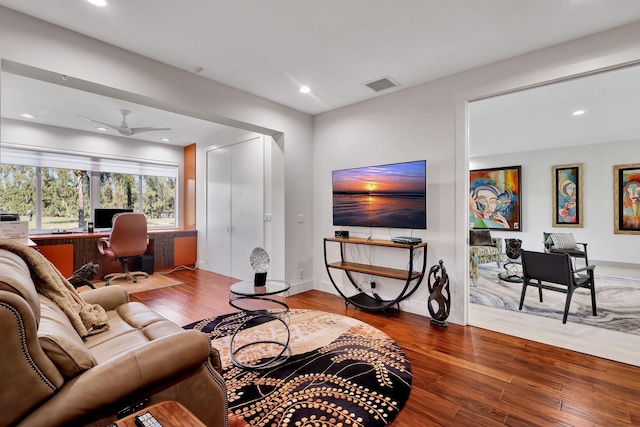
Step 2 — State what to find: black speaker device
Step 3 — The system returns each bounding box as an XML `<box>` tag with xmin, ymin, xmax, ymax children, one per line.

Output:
<box><xmin>335</xmin><ymin>230</ymin><xmax>349</xmax><ymax>238</ymax></box>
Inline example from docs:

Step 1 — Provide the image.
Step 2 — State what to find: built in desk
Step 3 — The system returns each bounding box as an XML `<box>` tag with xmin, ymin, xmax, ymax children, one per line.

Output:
<box><xmin>30</xmin><ymin>229</ymin><xmax>197</xmax><ymax>278</ymax></box>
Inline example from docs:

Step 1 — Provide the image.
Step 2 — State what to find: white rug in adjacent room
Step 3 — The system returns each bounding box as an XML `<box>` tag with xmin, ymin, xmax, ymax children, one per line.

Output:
<box><xmin>470</xmin><ymin>264</ymin><xmax>640</xmax><ymax>335</ymax></box>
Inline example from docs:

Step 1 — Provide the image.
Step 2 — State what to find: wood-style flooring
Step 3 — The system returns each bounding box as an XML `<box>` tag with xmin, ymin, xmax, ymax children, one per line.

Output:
<box><xmin>130</xmin><ymin>268</ymin><xmax>640</xmax><ymax>426</ymax></box>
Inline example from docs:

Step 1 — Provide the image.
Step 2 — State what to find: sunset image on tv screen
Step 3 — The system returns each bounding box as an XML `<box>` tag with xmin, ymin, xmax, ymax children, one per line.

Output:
<box><xmin>332</xmin><ymin>160</ymin><xmax>427</xmax><ymax>229</ymax></box>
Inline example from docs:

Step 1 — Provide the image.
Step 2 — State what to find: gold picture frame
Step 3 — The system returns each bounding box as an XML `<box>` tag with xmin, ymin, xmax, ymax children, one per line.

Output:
<box><xmin>552</xmin><ymin>163</ymin><xmax>583</xmax><ymax>228</ymax></box>
<box><xmin>613</xmin><ymin>163</ymin><xmax>640</xmax><ymax>234</ymax></box>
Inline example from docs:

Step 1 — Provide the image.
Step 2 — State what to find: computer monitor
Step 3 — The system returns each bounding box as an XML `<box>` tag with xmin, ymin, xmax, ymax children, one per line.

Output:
<box><xmin>0</xmin><ymin>211</ymin><xmax>20</xmax><ymax>221</ymax></box>
<box><xmin>94</xmin><ymin>208</ymin><xmax>134</xmax><ymax>229</ymax></box>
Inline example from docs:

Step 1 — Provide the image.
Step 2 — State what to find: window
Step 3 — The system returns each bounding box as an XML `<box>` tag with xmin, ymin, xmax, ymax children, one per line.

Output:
<box><xmin>142</xmin><ymin>175</ymin><xmax>176</xmax><ymax>227</ymax></box>
<box><xmin>41</xmin><ymin>167</ymin><xmax>90</xmax><ymax>230</ymax></box>
<box><xmin>0</xmin><ymin>146</ymin><xmax>178</xmax><ymax>232</ymax></box>
<box><xmin>100</xmin><ymin>172</ymin><xmax>140</xmax><ymax>210</ymax></box>
<box><xmin>0</xmin><ymin>164</ymin><xmax>36</xmax><ymax>228</ymax></box>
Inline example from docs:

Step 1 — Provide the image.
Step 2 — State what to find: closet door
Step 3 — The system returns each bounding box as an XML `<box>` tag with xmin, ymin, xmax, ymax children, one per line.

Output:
<box><xmin>230</xmin><ymin>137</ymin><xmax>264</xmax><ymax>280</ymax></box>
<box><xmin>206</xmin><ymin>137</ymin><xmax>264</xmax><ymax>280</ymax></box>
<box><xmin>206</xmin><ymin>146</ymin><xmax>232</xmax><ymax>276</ymax></box>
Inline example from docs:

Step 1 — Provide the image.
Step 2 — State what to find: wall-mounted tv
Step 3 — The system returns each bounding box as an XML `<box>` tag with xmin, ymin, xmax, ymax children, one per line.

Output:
<box><xmin>94</xmin><ymin>208</ymin><xmax>134</xmax><ymax>229</ymax></box>
<box><xmin>332</xmin><ymin>160</ymin><xmax>427</xmax><ymax>229</ymax></box>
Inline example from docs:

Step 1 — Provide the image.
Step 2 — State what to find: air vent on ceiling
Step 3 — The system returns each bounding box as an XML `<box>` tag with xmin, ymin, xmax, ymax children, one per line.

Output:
<box><xmin>364</xmin><ymin>76</ymin><xmax>400</xmax><ymax>92</ymax></box>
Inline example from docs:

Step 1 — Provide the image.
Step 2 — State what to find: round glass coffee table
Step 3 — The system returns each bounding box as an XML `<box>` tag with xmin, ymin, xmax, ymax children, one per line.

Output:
<box><xmin>228</xmin><ymin>279</ymin><xmax>291</xmax><ymax>369</ymax></box>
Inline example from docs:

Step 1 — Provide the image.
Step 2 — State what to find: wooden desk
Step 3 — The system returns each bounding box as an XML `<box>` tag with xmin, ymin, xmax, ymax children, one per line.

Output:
<box><xmin>30</xmin><ymin>229</ymin><xmax>197</xmax><ymax>277</ymax></box>
<box><xmin>114</xmin><ymin>401</ymin><xmax>205</xmax><ymax>427</ymax></box>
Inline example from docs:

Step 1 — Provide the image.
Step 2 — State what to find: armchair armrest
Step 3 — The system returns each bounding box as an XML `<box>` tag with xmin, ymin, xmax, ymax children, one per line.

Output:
<box><xmin>80</xmin><ymin>285</ymin><xmax>129</xmax><ymax>310</ymax></box>
<box><xmin>96</xmin><ymin>237</ymin><xmax>110</xmax><ymax>255</ymax></box>
<box><xmin>20</xmin><ymin>330</ymin><xmax>214</xmax><ymax>426</ymax></box>
<box><xmin>492</xmin><ymin>237</ymin><xmax>503</xmax><ymax>253</ymax></box>
<box><xmin>574</xmin><ymin>265</ymin><xmax>595</xmax><ymax>274</ymax></box>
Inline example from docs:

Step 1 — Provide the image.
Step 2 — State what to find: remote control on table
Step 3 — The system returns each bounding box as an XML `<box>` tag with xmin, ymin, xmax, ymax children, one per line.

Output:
<box><xmin>134</xmin><ymin>411</ymin><xmax>162</xmax><ymax>427</ymax></box>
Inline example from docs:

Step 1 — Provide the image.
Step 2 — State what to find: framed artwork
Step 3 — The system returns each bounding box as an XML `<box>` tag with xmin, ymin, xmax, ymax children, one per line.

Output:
<box><xmin>469</xmin><ymin>165</ymin><xmax>521</xmax><ymax>231</ymax></box>
<box><xmin>552</xmin><ymin>163</ymin><xmax>583</xmax><ymax>227</ymax></box>
<box><xmin>614</xmin><ymin>163</ymin><xmax>640</xmax><ymax>234</ymax></box>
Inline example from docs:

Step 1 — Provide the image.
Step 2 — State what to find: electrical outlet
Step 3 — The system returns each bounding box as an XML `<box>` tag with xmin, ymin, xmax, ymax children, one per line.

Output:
<box><xmin>298</xmin><ymin>269</ymin><xmax>304</xmax><ymax>280</ymax></box>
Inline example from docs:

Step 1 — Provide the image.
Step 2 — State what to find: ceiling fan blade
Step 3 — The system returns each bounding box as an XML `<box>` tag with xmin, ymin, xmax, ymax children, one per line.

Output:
<box><xmin>77</xmin><ymin>115</ymin><xmax>131</xmax><ymax>136</ymax></box>
<box><xmin>130</xmin><ymin>127</ymin><xmax>172</xmax><ymax>135</ymax></box>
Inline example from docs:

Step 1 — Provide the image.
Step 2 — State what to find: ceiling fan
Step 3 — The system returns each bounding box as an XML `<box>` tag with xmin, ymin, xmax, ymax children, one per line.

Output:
<box><xmin>78</xmin><ymin>109</ymin><xmax>171</xmax><ymax>137</ymax></box>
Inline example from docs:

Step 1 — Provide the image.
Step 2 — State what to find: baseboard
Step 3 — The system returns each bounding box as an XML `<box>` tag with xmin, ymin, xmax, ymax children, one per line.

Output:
<box><xmin>289</xmin><ymin>280</ymin><xmax>314</xmax><ymax>295</ymax></box>
<box><xmin>592</xmin><ymin>259</ymin><xmax>640</xmax><ymax>270</ymax></box>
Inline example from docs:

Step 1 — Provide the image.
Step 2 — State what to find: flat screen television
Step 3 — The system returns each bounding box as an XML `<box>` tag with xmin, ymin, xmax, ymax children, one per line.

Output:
<box><xmin>94</xmin><ymin>208</ymin><xmax>134</xmax><ymax>229</ymax></box>
<box><xmin>332</xmin><ymin>160</ymin><xmax>427</xmax><ymax>229</ymax></box>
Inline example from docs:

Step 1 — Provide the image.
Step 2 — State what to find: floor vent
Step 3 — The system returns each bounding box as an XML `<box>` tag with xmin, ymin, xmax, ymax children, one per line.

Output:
<box><xmin>364</xmin><ymin>76</ymin><xmax>400</xmax><ymax>92</ymax></box>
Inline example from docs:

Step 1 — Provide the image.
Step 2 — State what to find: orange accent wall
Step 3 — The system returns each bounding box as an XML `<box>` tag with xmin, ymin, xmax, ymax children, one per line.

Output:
<box><xmin>38</xmin><ymin>244</ymin><xmax>74</xmax><ymax>277</ymax></box>
<box><xmin>174</xmin><ymin>235</ymin><xmax>197</xmax><ymax>266</ymax></box>
<box><xmin>183</xmin><ymin>144</ymin><xmax>196</xmax><ymax>230</ymax></box>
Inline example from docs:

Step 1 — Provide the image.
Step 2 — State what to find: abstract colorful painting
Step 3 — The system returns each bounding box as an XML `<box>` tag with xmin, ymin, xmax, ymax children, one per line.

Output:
<box><xmin>552</xmin><ymin>164</ymin><xmax>583</xmax><ymax>227</ymax></box>
<box><xmin>614</xmin><ymin>163</ymin><xmax>640</xmax><ymax>234</ymax></box>
<box><xmin>469</xmin><ymin>166</ymin><xmax>521</xmax><ymax>231</ymax></box>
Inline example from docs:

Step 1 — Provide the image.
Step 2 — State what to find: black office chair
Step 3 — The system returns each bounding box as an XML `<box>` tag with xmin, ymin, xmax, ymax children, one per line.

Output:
<box><xmin>543</xmin><ymin>232</ymin><xmax>589</xmax><ymax>268</ymax></box>
<box><xmin>519</xmin><ymin>250</ymin><xmax>596</xmax><ymax>324</ymax></box>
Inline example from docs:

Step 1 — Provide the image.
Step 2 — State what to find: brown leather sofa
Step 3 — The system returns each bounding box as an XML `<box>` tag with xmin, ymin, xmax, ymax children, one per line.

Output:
<box><xmin>0</xmin><ymin>247</ymin><xmax>227</xmax><ymax>426</ymax></box>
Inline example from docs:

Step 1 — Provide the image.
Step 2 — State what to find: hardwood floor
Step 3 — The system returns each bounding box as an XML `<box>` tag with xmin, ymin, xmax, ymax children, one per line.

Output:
<box><xmin>131</xmin><ymin>269</ymin><xmax>640</xmax><ymax>426</ymax></box>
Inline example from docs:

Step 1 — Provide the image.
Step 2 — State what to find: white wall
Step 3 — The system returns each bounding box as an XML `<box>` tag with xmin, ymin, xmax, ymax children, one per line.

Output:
<box><xmin>0</xmin><ymin>7</ymin><xmax>314</xmax><ymax>287</ymax></box>
<box><xmin>313</xmin><ymin>21</ymin><xmax>640</xmax><ymax>326</ymax></box>
<box><xmin>471</xmin><ymin>138</ymin><xmax>640</xmax><ymax>265</ymax></box>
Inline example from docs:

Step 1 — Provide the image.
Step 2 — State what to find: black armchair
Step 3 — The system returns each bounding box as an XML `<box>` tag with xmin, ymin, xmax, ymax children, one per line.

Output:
<box><xmin>519</xmin><ymin>250</ymin><xmax>597</xmax><ymax>324</ymax></box>
<box><xmin>543</xmin><ymin>232</ymin><xmax>589</xmax><ymax>268</ymax></box>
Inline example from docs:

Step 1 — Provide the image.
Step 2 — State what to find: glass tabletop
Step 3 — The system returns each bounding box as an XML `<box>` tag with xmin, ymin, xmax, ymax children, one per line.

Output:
<box><xmin>230</xmin><ymin>279</ymin><xmax>290</xmax><ymax>297</ymax></box>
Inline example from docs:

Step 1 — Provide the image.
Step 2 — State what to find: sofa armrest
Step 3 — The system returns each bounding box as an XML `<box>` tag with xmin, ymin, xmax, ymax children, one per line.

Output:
<box><xmin>81</xmin><ymin>285</ymin><xmax>129</xmax><ymax>310</ymax></box>
<box><xmin>19</xmin><ymin>330</ymin><xmax>214</xmax><ymax>427</ymax></box>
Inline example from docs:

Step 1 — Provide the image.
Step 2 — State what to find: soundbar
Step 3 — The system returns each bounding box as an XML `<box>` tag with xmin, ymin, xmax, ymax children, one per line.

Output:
<box><xmin>391</xmin><ymin>236</ymin><xmax>422</xmax><ymax>244</ymax></box>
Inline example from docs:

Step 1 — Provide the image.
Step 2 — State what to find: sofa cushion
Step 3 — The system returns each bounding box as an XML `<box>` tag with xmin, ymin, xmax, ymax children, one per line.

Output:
<box><xmin>38</xmin><ymin>296</ymin><xmax>97</xmax><ymax>378</ymax></box>
<box><xmin>470</xmin><ymin>229</ymin><xmax>495</xmax><ymax>246</ymax></box>
<box><xmin>83</xmin><ymin>301</ymin><xmax>184</xmax><ymax>363</ymax></box>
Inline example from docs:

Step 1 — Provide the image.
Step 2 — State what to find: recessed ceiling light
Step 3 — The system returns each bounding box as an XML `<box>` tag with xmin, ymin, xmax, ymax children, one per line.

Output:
<box><xmin>299</xmin><ymin>86</ymin><xmax>311</xmax><ymax>94</ymax></box>
<box><xmin>97</xmin><ymin>127</ymin><xmax>108</xmax><ymax>131</ymax></box>
<box><xmin>21</xmin><ymin>113</ymin><xmax>35</xmax><ymax>119</ymax></box>
<box><xmin>161</xmin><ymin>138</ymin><xmax>171</xmax><ymax>142</ymax></box>
<box><xmin>572</xmin><ymin>110</ymin><xmax>585</xmax><ymax>116</ymax></box>
<box><xmin>87</xmin><ymin>0</ymin><xmax>107</xmax><ymax>6</ymax></box>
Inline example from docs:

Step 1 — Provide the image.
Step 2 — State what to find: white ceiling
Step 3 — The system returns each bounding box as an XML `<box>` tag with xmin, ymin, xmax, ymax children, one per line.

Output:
<box><xmin>469</xmin><ymin>63</ymin><xmax>640</xmax><ymax>156</ymax></box>
<box><xmin>1</xmin><ymin>1</ymin><xmax>640</xmax><ymax>151</ymax></box>
<box><xmin>2</xmin><ymin>1</ymin><xmax>640</xmax><ymax>115</ymax></box>
<box><xmin>1</xmin><ymin>71</ymin><xmax>232</xmax><ymax>147</ymax></box>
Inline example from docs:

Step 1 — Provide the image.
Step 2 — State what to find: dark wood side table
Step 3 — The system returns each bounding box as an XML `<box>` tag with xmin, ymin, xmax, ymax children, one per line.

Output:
<box><xmin>114</xmin><ymin>401</ymin><xmax>205</xmax><ymax>427</ymax></box>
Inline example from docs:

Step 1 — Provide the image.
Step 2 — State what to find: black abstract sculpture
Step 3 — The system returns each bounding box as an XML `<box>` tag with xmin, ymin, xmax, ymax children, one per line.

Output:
<box><xmin>499</xmin><ymin>238</ymin><xmax>523</xmax><ymax>283</ymax></box>
<box><xmin>427</xmin><ymin>259</ymin><xmax>451</xmax><ymax>327</ymax></box>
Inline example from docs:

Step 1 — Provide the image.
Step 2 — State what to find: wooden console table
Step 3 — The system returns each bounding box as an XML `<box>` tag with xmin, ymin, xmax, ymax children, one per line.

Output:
<box><xmin>323</xmin><ymin>237</ymin><xmax>427</xmax><ymax>312</ymax></box>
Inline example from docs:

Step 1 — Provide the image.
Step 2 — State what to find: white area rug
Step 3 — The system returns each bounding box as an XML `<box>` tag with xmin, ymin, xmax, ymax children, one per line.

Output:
<box><xmin>470</xmin><ymin>264</ymin><xmax>640</xmax><ymax>335</ymax></box>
